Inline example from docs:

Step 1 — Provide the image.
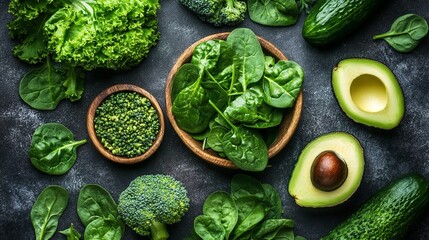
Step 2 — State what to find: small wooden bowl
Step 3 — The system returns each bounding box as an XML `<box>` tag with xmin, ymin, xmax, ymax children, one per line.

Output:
<box><xmin>87</xmin><ymin>84</ymin><xmax>165</xmax><ymax>164</ymax></box>
<box><xmin>165</xmin><ymin>32</ymin><xmax>303</xmax><ymax>169</ymax></box>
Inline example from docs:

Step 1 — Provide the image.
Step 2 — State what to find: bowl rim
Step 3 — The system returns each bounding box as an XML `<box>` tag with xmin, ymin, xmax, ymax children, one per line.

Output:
<box><xmin>165</xmin><ymin>32</ymin><xmax>303</xmax><ymax>169</ymax></box>
<box><xmin>87</xmin><ymin>84</ymin><xmax>165</xmax><ymax>164</ymax></box>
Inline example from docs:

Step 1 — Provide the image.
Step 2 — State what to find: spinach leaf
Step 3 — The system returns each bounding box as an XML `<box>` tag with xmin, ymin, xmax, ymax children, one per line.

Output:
<box><xmin>59</xmin><ymin>223</ymin><xmax>81</xmax><ymax>240</ymax></box>
<box><xmin>206</xmin><ymin>125</ymin><xmax>228</xmax><ymax>153</ymax></box>
<box><xmin>171</xmin><ymin>63</ymin><xmax>200</xmax><ymax>101</ymax></box>
<box><xmin>31</xmin><ymin>185</ymin><xmax>69</xmax><ymax>240</ymax></box>
<box><xmin>78</xmin><ymin>184</ymin><xmax>124</xmax><ymax>240</ymax></box>
<box><xmin>373</xmin><ymin>14</ymin><xmax>429</xmax><ymax>53</ymax></box>
<box><xmin>203</xmin><ymin>191</ymin><xmax>238</xmax><ymax>239</ymax></box>
<box><xmin>84</xmin><ymin>218</ymin><xmax>124</xmax><ymax>240</ymax></box>
<box><xmin>29</xmin><ymin>123</ymin><xmax>87</xmax><ymax>175</ymax></box>
<box><xmin>232</xmin><ymin>199</ymin><xmax>266</xmax><ymax>239</ymax></box>
<box><xmin>261</xmin><ymin>183</ymin><xmax>284</xmax><ymax>220</ymax></box>
<box><xmin>173</xmin><ymin>40</ymin><xmax>230</xmax><ymax>134</ymax></box>
<box><xmin>227</xmin><ymin>28</ymin><xmax>265</xmax><ymax>91</ymax></box>
<box><xmin>225</xmin><ymin>86</ymin><xmax>283</xmax><ymax>128</ymax></box>
<box><xmin>231</xmin><ymin>174</ymin><xmax>266</xmax><ymax>201</ymax></box>
<box><xmin>173</xmin><ymin>82</ymin><xmax>215</xmax><ymax>133</ymax></box>
<box><xmin>192</xmin><ymin>40</ymin><xmax>222</xmax><ymax>71</ymax></box>
<box><xmin>222</xmin><ymin>125</ymin><xmax>268</xmax><ymax>172</ymax></box>
<box><xmin>262</xmin><ymin>59</ymin><xmax>304</xmax><ymax>108</ymax></box>
<box><xmin>77</xmin><ymin>184</ymin><xmax>121</xmax><ymax>225</ymax></box>
<box><xmin>252</xmin><ymin>219</ymin><xmax>295</xmax><ymax>239</ymax></box>
<box><xmin>248</xmin><ymin>0</ymin><xmax>300</xmax><ymax>26</ymax></box>
<box><xmin>19</xmin><ymin>58</ymin><xmax>85</xmax><ymax>110</ymax></box>
<box><xmin>210</xmin><ymin>101</ymin><xmax>269</xmax><ymax>171</ymax></box>
<box><xmin>194</xmin><ymin>215</ymin><xmax>226</xmax><ymax>240</ymax></box>
<box><xmin>296</xmin><ymin>0</ymin><xmax>318</xmax><ymax>14</ymax></box>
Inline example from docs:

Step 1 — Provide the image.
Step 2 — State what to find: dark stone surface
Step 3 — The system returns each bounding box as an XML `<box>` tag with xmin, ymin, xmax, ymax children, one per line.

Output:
<box><xmin>1</xmin><ymin>0</ymin><xmax>428</xmax><ymax>239</ymax></box>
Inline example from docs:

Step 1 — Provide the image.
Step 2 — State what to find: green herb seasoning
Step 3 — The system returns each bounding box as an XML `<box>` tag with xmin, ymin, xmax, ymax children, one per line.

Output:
<box><xmin>94</xmin><ymin>92</ymin><xmax>160</xmax><ymax>158</ymax></box>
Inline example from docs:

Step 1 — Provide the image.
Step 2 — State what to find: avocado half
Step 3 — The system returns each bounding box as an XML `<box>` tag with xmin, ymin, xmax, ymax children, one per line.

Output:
<box><xmin>288</xmin><ymin>132</ymin><xmax>364</xmax><ymax>208</ymax></box>
<box><xmin>332</xmin><ymin>58</ymin><xmax>404</xmax><ymax>130</ymax></box>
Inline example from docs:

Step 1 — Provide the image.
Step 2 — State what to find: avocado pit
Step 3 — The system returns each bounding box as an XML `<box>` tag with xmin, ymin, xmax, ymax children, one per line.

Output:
<box><xmin>311</xmin><ymin>151</ymin><xmax>348</xmax><ymax>191</ymax></box>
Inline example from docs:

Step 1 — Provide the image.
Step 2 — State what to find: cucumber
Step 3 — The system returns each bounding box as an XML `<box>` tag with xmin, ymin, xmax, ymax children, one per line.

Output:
<box><xmin>321</xmin><ymin>173</ymin><xmax>429</xmax><ymax>240</ymax></box>
<box><xmin>302</xmin><ymin>0</ymin><xmax>384</xmax><ymax>45</ymax></box>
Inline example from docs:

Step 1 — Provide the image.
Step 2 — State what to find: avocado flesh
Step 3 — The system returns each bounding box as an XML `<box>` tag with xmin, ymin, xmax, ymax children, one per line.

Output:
<box><xmin>332</xmin><ymin>58</ymin><xmax>404</xmax><ymax>129</ymax></box>
<box><xmin>288</xmin><ymin>132</ymin><xmax>364</xmax><ymax>208</ymax></box>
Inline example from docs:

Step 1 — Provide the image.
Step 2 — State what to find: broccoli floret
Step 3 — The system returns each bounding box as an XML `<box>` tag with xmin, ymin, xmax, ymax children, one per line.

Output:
<box><xmin>117</xmin><ymin>174</ymin><xmax>190</xmax><ymax>240</ymax></box>
<box><xmin>180</xmin><ymin>0</ymin><xmax>246</xmax><ymax>26</ymax></box>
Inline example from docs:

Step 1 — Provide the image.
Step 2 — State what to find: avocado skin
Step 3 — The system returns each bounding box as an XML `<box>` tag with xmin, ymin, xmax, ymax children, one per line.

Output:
<box><xmin>321</xmin><ymin>174</ymin><xmax>429</xmax><ymax>240</ymax></box>
<box><xmin>302</xmin><ymin>0</ymin><xmax>384</xmax><ymax>45</ymax></box>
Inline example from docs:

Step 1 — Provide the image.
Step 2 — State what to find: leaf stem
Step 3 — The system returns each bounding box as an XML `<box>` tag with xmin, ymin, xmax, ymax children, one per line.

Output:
<box><xmin>209</xmin><ymin>100</ymin><xmax>236</xmax><ymax>131</ymax></box>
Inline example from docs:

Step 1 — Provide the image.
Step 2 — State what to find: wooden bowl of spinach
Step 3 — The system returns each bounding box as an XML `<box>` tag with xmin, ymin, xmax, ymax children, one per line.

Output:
<box><xmin>87</xmin><ymin>84</ymin><xmax>165</xmax><ymax>164</ymax></box>
<box><xmin>165</xmin><ymin>28</ymin><xmax>303</xmax><ymax>171</ymax></box>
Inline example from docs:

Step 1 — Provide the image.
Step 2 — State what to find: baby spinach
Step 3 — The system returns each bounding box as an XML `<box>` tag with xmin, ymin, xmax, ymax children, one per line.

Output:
<box><xmin>227</xmin><ymin>28</ymin><xmax>265</xmax><ymax>91</ymax></box>
<box><xmin>29</xmin><ymin>123</ymin><xmax>87</xmax><ymax>175</ymax></box>
<box><xmin>19</xmin><ymin>58</ymin><xmax>85</xmax><ymax>110</ymax></box>
<box><xmin>173</xmin><ymin>82</ymin><xmax>215</xmax><ymax>133</ymax></box>
<box><xmin>171</xmin><ymin>63</ymin><xmax>199</xmax><ymax>101</ymax></box>
<box><xmin>252</xmin><ymin>219</ymin><xmax>295</xmax><ymax>239</ymax></box>
<box><xmin>194</xmin><ymin>215</ymin><xmax>226</xmax><ymax>240</ymax></box>
<box><xmin>189</xmin><ymin>174</ymin><xmax>306</xmax><ymax>240</ymax></box>
<box><xmin>206</xmin><ymin>125</ymin><xmax>228</xmax><ymax>153</ymax></box>
<box><xmin>59</xmin><ymin>223</ymin><xmax>81</xmax><ymax>240</ymax></box>
<box><xmin>203</xmin><ymin>192</ymin><xmax>238</xmax><ymax>239</ymax></box>
<box><xmin>262</xmin><ymin>58</ymin><xmax>304</xmax><ymax>108</ymax></box>
<box><xmin>248</xmin><ymin>0</ymin><xmax>300</xmax><ymax>26</ymax></box>
<box><xmin>31</xmin><ymin>185</ymin><xmax>69</xmax><ymax>240</ymax></box>
<box><xmin>210</xmin><ymin>100</ymin><xmax>269</xmax><ymax>172</ymax></box>
<box><xmin>77</xmin><ymin>184</ymin><xmax>124</xmax><ymax>240</ymax></box>
<box><xmin>225</xmin><ymin>86</ymin><xmax>283</xmax><ymax>128</ymax></box>
<box><xmin>373</xmin><ymin>14</ymin><xmax>429</xmax><ymax>53</ymax></box>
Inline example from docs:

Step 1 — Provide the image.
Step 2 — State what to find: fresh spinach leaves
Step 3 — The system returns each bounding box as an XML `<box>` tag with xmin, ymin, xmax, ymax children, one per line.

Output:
<box><xmin>227</xmin><ymin>28</ymin><xmax>265</xmax><ymax>91</ymax></box>
<box><xmin>262</xmin><ymin>58</ymin><xmax>304</xmax><ymax>108</ymax></box>
<box><xmin>77</xmin><ymin>184</ymin><xmax>124</xmax><ymax>240</ymax></box>
<box><xmin>31</xmin><ymin>185</ymin><xmax>69</xmax><ymax>240</ymax></box>
<box><xmin>373</xmin><ymin>14</ymin><xmax>429</xmax><ymax>53</ymax></box>
<box><xmin>248</xmin><ymin>0</ymin><xmax>300</xmax><ymax>26</ymax></box>
<box><xmin>190</xmin><ymin>174</ymin><xmax>305</xmax><ymax>240</ymax></box>
<box><xmin>19</xmin><ymin>58</ymin><xmax>85</xmax><ymax>110</ymax></box>
<box><xmin>59</xmin><ymin>223</ymin><xmax>81</xmax><ymax>240</ymax></box>
<box><xmin>29</xmin><ymin>123</ymin><xmax>87</xmax><ymax>175</ymax></box>
<box><xmin>171</xmin><ymin>28</ymin><xmax>304</xmax><ymax>171</ymax></box>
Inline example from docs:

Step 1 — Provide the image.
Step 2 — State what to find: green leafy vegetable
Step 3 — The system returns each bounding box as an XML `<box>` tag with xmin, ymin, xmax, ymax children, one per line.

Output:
<box><xmin>189</xmin><ymin>174</ymin><xmax>304</xmax><ymax>240</ymax></box>
<box><xmin>31</xmin><ymin>185</ymin><xmax>69</xmax><ymax>240</ymax></box>
<box><xmin>29</xmin><ymin>123</ymin><xmax>87</xmax><ymax>175</ymax></box>
<box><xmin>77</xmin><ymin>184</ymin><xmax>124</xmax><ymax>240</ymax></box>
<box><xmin>373</xmin><ymin>14</ymin><xmax>429</xmax><ymax>53</ymax></box>
<box><xmin>262</xmin><ymin>58</ymin><xmax>304</xmax><ymax>108</ymax></box>
<box><xmin>210</xmin><ymin>100</ymin><xmax>269</xmax><ymax>172</ymax></box>
<box><xmin>59</xmin><ymin>223</ymin><xmax>81</xmax><ymax>240</ymax></box>
<box><xmin>9</xmin><ymin>0</ymin><xmax>161</xmax><ymax>110</ymax></box>
<box><xmin>8</xmin><ymin>0</ymin><xmax>160</xmax><ymax>70</ymax></box>
<box><xmin>296</xmin><ymin>0</ymin><xmax>318</xmax><ymax>14</ymax></box>
<box><xmin>203</xmin><ymin>192</ymin><xmax>238</xmax><ymax>239</ymax></box>
<box><xmin>194</xmin><ymin>215</ymin><xmax>226</xmax><ymax>240</ymax></box>
<box><xmin>248</xmin><ymin>0</ymin><xmax>300</xmax><ymax>26</ymax></box>
<box><xmin>19</xmin><ymin>59</ymin><xmax>85</xmax><ymax>110</ymax></box>
<box><xmin>171</xmin><ymin>28</ymin><xmax>304</xmax><ymax>172</ymax></box>
<box><xmin>227</xmin><ymin>28</ymin><xmax>265</xmax><ymax>91</ymax></box>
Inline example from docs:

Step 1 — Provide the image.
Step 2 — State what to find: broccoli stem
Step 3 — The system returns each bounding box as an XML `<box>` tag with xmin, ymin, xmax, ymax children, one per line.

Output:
<box><xmin>150</xmin><ymin>220</ymin><xmax>169</xmax><ymax>240</ymax></box>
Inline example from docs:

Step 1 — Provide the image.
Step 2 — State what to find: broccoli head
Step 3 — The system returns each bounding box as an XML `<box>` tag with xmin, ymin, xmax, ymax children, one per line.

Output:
<box><xmin>117</xmin><ymin>174</ymin><xmax>190</xmax><ymax>240</ymax></box>
<box><xmin>180</xmin><ymin>0</ymin><xmax>246</xmax><ymax>26</ymax></box>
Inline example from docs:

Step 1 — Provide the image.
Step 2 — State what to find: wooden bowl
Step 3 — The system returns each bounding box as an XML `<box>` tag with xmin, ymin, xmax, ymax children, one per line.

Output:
<box><xmin>165</xmin><ymin>32</ymin><xmax>303</xmax><ymax>169</ymax></box>
<box><xmin>87</xmin><ymin>84</ymin><xmax>165</xmax><ymax>164</ymax></box>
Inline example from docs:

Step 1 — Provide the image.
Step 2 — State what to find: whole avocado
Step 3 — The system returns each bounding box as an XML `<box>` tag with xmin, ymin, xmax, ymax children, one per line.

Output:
<box><xmin>302</xmin><ymin>0</ymin><xmax>384</xmax><ymax>45</ymax></box>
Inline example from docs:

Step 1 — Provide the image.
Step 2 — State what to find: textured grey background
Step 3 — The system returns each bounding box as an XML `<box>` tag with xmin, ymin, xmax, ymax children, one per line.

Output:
<box><xmin>1</xmin><ymin>0</ymin><xmax>428</xmax><ymax>239</ymax></box>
